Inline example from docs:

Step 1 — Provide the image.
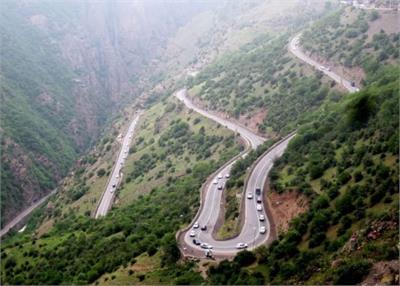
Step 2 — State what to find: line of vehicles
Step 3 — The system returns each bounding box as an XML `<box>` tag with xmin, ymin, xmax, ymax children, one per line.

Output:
<box><xmin>189</xmin><ymin>179</ymin><xmax>268</xmax><ymax>251</ymax></box>
<box><xmin>248</xmin><ymin>187</ymin><xmax>267</xmax><ymax>233</ymax></box>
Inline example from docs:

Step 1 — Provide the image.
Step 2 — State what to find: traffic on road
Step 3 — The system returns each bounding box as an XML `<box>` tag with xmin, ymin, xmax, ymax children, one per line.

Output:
<box><xmin>176</xmin><ymin>90</ymin><xmax>295</xmax><ymax>257</ymax></box>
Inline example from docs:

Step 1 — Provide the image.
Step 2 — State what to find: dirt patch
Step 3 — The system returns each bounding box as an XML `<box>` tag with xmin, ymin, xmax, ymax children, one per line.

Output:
<box><xmin>267</xmin><ymin>189</ymin><xmax>308</xmax><ymax>234</ymax></box>
<box><xmin>36</xmin><ymin>219</ymin><xmax>54</xmax><ymax>238</ymax></box>
<box><xmin>367</xmin><ymin>10</ymin><xmax>400</xmax><ymax>40</ymax></box>
<box><xmin>238</xmin><ymin>109</ymin><xmax>268</xmax><ymax>133</ymax></box>
<box><xmin>362</xmin><ymin>260</ymin><xmax>399</xmax><ymax>286</ymax></box>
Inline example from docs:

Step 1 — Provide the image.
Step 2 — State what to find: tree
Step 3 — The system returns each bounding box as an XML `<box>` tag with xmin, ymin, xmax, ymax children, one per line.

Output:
<box><xmin>96</xmin><ymin>168</ymin><xmax>106</xmax><ymax>177</ymax></box>
<box><xmin>160</xmin><ymin>234</ymin><xmax>180</xmax><ymax>266</ymax></box>
<box><xmin>334</xmin><ymin>260</ymin><xmax>372</xmax><ymax>285</ymax></box>
<box><xmin>234</xmin><ymin>250</ymin><xmax>256</xmax><ymax>267</ymax></box>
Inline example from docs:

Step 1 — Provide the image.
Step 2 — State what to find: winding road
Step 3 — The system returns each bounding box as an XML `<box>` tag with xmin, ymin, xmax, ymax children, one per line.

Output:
<box><xmin>176</xmin><ymin>90</ymin><xmax>295</xmax><ymax>256</ymax></box>
<box><xmin>177</xmin><ymin>32</ymin><xmax>361</xmax><ymax>256</ymax></box>
<box><xmin>95</xmin><ymin>111</ymin><xmax>142</xmax><ymax>218</ymax></box>
<box><xmin>289</xmin><ymin>35</ymin><xmax>360</xmax><ymax>93</ymax></box>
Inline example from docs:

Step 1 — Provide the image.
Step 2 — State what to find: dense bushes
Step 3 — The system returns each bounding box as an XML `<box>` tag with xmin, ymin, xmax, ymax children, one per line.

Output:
<box><xmin>207</xmin><ymin>65</ymin><xmax>399</xmax><ymax>284</ymax></box>
<box><xmin>187</xmin><ymin>34</ymin><xmax>336</xmax><ymax>135</ymax></box>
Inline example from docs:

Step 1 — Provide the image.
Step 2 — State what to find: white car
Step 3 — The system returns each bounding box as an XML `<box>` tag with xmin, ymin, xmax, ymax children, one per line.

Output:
<box><xmin>193</xmin><ymin>222</ymin><xmax>199</xmax><ymax>229</ymax></box>
<box><xmin>259</xmin><ymin>214</ymin><xmax>265</xmax><ymax>221</ymax></box>
<box><xmin>213</xmin><ymin>180</ymin><xmax>218</xmax><ymax>185</ymax></box>
<box><xmin>189</xmin><ymin>230</ymin><xmax>196</xmax><ymax>237</ymax></box>
<box><xmin>256</xmin><ymin>204</ymin><xmax>262</xmax><ymax>211</ymax></box>
<box><xmin>217</xmin><ymin>174</ymin><xmax>223</xmax><ymax>179</ymax></box>
<box><xmin>236</xmin><ymin>243</ymin><xmax>248</xmax><ymax>249</ymax></box>
<box><xmin>247</xmin><ymin>192</ymin><xmax>253</xmax><ymax>199</ymax></box>
<box><xmin>200</xmin><ymin>243</ymin><xmax>213</xmax><ymax>249</ymax></box>
<box><xmin>225</xmin><ymin>174</ymin><xmax>230</xmax><ymax>178</ymax></box>
<box><xmin>259</xmin><ymin>226</ymin><xmax>266</xmax><ymax>234</ymax></box>
<box><xmin>217</xmin><ymin>185</ymin><xmax>223</xmax><ymax>190</ymax></box>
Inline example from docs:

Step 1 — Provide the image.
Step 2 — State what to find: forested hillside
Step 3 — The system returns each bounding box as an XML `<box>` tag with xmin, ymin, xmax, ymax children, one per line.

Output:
<box><xmin>0</xmin><ymin>96</ymin><xmax>241</xmax><ymax>285</ymax></box>
<box><xmin>187</xmin><ymin>34</ymin><xmax>340</xmax><ymax>135</ymax></box>
<box><xmin>0</xmin><ymin>0</ymin><xmax>213</xmax><ymax>227</ymax></box>
<box><xmin>1</xmin><ymin>1</ymin><xmax>398</xmax><ymax>285</ymax></box>
<box><xmin>301</xmin><ymin>7</ymin><xmax>399</xmax><ymax>84</ymax></box>
<box><xmin>0</xmin><ymin>2</ymin><xmax>82</xmax><ymax>227</ymax></box>
<box><xmin>205</xmin><ymin>64</ymin><xmax>399</xmax><ymax>286</ymax></box>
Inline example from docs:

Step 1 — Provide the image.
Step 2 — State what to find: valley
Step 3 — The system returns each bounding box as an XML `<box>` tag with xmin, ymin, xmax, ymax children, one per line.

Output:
<box><xmin>1</xmin><ymin>1</ymin><xmax>398</xmax><ymax>285</ymax></box>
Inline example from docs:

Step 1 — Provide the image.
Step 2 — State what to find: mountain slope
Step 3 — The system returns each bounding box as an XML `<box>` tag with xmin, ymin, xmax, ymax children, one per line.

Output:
<box><xmin>0</xmin><ymin>0</ymin><xmax>213</xmax><ymax>227</ymax></box>
<box><xmin>205</xmin><ymin>64</ymin><xmax>399</xmax><ymax>286</ymax></box>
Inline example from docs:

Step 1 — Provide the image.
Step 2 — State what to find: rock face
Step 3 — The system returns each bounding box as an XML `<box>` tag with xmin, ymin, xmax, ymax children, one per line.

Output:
<box><xmin>0</xmin><ymin>0</ymin><xmax>210</xmax><ymax>227</ymax></box>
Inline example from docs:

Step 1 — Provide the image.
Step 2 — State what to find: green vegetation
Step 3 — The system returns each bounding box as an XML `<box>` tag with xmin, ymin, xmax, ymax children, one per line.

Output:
<box><xmin>218</xmin><ymin>138</ymin><xmax>278</xmax><ymax>239</ymax></box>
<box><xmin>302</xmin><ymin>8</ymin><xmax>399</xmax><ymax>73</ymax></box>
<box><xmin>206</xmin><ymin>66</ymin><xmax>399</xmax><ymax>284</ymax></box>
<box><xmin>0</xmin><ymin>96</ymin><xmax>241</xmax><ymax>285</ymax></box>
<box><xmin>117</xmin><ymin>97</ymin><xmax>241</xmax><ymax>206</ymax></box>
<box><xmin>187</xmin><ymin>33</ymin><xmax>341</xmax><ymax>135</ymax></box>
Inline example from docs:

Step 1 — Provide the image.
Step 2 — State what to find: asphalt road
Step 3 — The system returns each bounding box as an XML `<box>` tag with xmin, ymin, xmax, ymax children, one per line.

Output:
<box><xmin>289</xmin><ymin>35</ymin><xmax>360</xmax><ymax>93</ymax></box>
<box><xmin>176</xmin><ymin>90</ymin><xmax>295</xmax><ymax>256</ymax></box>
<box><xmin>176</xmin><ymin>90</ymin><xmax>264</xmax><ymax>149</ymax></box>
<box><xmin>0</xmin><ymin>189</ymin><xmax>57</xmax><ymax>238</ymax></box>
<box><xmin>95</xmin><ymin>112</ymin><xmax>142</xmax><ymax>218</ymax></box>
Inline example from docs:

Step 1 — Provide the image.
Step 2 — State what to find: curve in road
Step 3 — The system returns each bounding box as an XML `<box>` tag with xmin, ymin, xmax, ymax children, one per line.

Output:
<box><xmin>289</xmin><ymin>34</ymin><xmax>360</xmax><ymax>93</ymax></box>
<box><xmin>176</xmin><ymin>90</ymin><xmax>295</xmax><ymax>257</ymax></box>
<box><xmin>95</xmin><ymin>111</ymin><xmax>142</xmax><ymax>218</ymax></box>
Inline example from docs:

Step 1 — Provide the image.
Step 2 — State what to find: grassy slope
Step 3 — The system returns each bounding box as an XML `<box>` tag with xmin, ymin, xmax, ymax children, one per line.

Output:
<box><xmin>206</xmin><ymin>64</ymin><xmax>399</xmax><ymax>286</ymax></box>
<box><xmin>116</xmin><ymin>97</ymin><xmax>240</xmax><ymax>206</ymax></box>
<box><xmin>0</xmin><ymin>96</ymin><xmax>241</xmax><ymax>285</ymax></box>
<box><xmin>0</xmin><ymin>1</ymin><xmax>80</xmax><ymax>226</ymax></box>
<box><xmin>301</xmin><ymin>7</ymin><xmax>399</xmax><ymax>78</ymax></box>
<box><xmin>187</xmin><ymin>33</ymin><xmax>343</xmax><ymax>136</ymax></box>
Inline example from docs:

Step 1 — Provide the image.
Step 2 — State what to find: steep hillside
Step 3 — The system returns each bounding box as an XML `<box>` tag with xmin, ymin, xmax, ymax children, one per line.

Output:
<box><xmin>186</xmin><ymin>33</ymin><xmax>341</xmax><ymax>136</ymax></box>
<box><xmin>0</xmin><ymin>95</ymin><xmax>241</xmax><ymax>284</ymax></box>
<box><xmin>0</xmin><ymin>0</ymin><xmax>213</xmax><ymax>227</ymax></box>
<box><xmin>301</xmin><ymin>7</ymin><xmax>399</xmax><ymax>85</ymax></box>
<box><xmin>205</xmin><ymin>64</ymin><xmax>399</xmax><ymax>286</ymax></box>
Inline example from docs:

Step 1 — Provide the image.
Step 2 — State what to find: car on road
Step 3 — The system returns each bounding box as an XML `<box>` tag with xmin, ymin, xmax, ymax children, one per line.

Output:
<box><xmin>201</xmin><ymin>225</ymin><xmax>207</xmax><ymax>231</ymax></box>
<box><xmin>225</xmin><ymin>173</ymin><xmax>230</xmax><ymax>178</ymax></box>
<box><xmin>256</xmin><ymin>196</ymin><xmax>262</xmax><ymax>203</ymax></box>
<box><xmin>236</xmin><ymin>242</ymin><xmax>248</xmax><ymax>249</ymax></box>
<box><xmin>189</xmin><ymin>230</ymin><xmax>196</xmax><ymax>237</ymax></box>
<box><xmin>193</xmin><ymin>222</ymin><xmax>199</xmax><ymax>229</ymax></box>
<box><xmin>112</xmin><ymin>184</ymin><xmax>116</xmax><ymax>188</ymax></box>
<box><xmin>259</xmin><ymin>214</ymin><xmax>265</xmax><ymax>221</ymax></box>
<box><xmin>200</xmin><ymin>243</ymin><xmax>213</xmax><ymax>249</ymax></box>
<box><xmin>256</xmin><ymin>204</ymin><xmax>262</xmax><ymax>211</ymax></box>
<box><xmin>217</xmin><ymin>174</ymin><xmax>223</xmax><ymax>179</ymax></box>
<box><xmin>255</xmin><ymin>188</ymin><xmax>261</xmax><ymax>196</ymax></box>
<box><xmin>351</xmin><ymin>81</ymin><xmax>356</xmax><ymax>87</ymax></box>
<box><xmin>259</xmin><ymin>226</ymin><xmax>266</xmax><ymax>234</ymax></box>
<box><xmin>110</xmin><ymin>189</ymin><xmax>114</xmax><ymax>193</ymax></box>
<box><xmin>217</xmin><ymin>184</ymin><xmax>223</xmax><ymax>190</ymax></box>
<box><xmin>193</xmin><ymin>239</ymin><xmax>201</xmax><ymax>245</ymax></box>
<box><xmin>213</xmin><ymin>180</ymin><xmax>218</xmax><ymax>185</ymax></box>
<box><xmin>247</xmin><ymin>192</ymin><xmax>253</xmax><ymax>199</ymax></box>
